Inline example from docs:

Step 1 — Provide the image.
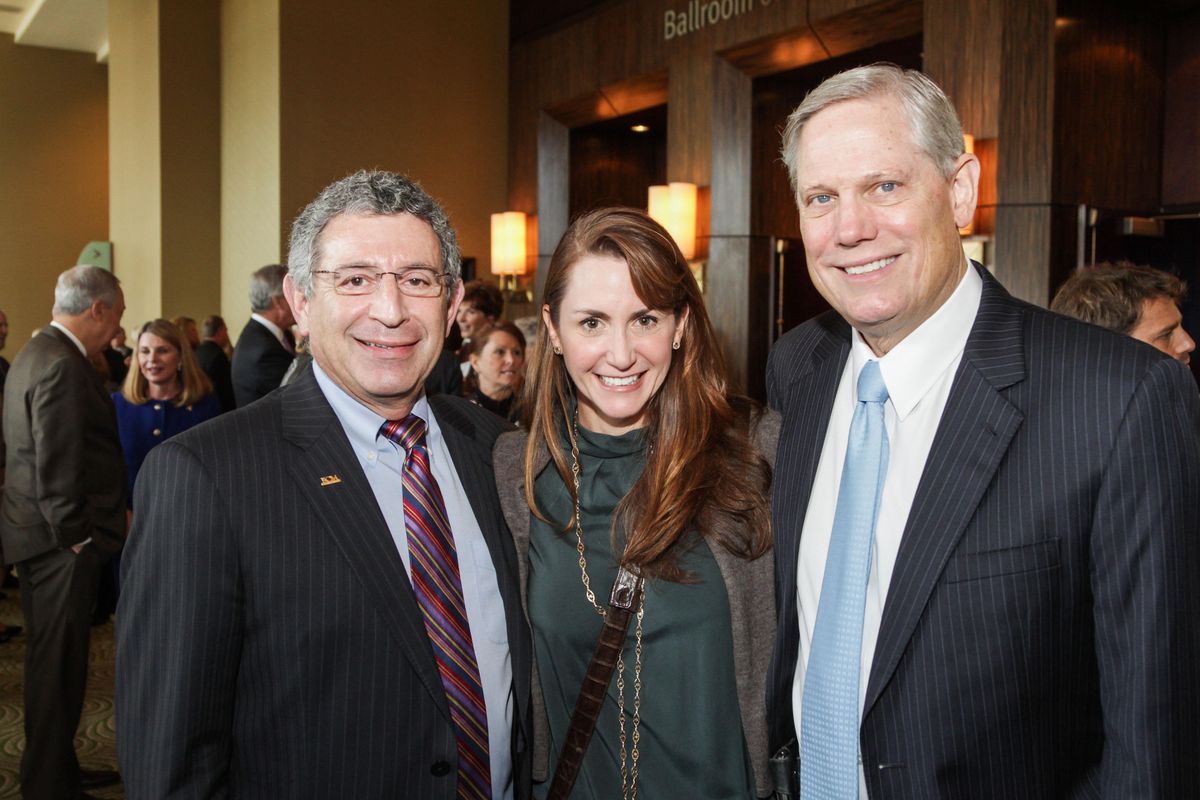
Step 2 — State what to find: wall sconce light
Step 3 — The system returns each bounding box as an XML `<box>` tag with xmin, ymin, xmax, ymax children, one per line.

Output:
<box><xmin>647</xmin><ymin>182</ymin><xmax>698</xmax><ymax>261</ymax></box>
<box><xmin>490</xmin><ymin>211</ymin><xmax>529</xmax><ymax>295</ymax></box>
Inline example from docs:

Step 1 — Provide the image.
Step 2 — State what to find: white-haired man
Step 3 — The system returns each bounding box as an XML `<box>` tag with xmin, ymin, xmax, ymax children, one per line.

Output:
<box><xmin>767</xmin><ymin>64</ymin><xmax>1200</xmax><ymax>798</ymax></box>
<box><xmin>2</xmin><ymin>265</ymin><xmax>126</xmax><ymax>799</ymax></box>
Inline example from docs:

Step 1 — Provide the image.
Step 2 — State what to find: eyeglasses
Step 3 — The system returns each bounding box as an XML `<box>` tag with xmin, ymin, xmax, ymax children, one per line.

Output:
<box><xmin>312</xmin><ymin>266</ymin><xmax>449</xmax><ymax>298</ymax></box>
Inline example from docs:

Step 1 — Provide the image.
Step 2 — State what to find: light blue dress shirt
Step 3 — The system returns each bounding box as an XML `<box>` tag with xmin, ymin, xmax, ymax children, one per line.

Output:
<box><xmin>313</xmin><ymin>363</ymin><xmax>514</xmax><ymax>800</ymax></box>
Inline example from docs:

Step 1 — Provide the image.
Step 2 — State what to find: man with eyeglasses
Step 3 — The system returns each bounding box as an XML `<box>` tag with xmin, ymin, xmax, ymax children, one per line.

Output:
<box><xmin>117</xmin><ymin>171</ymin><xmax>532</xmax><ymax>799</ymax></box>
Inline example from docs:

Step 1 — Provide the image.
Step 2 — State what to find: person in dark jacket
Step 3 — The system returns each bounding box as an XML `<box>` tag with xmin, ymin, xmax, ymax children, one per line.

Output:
<box><xmin>231</xmin><ymin>264</ymin><xmax>295</xmax><ymax>407</ymax></box>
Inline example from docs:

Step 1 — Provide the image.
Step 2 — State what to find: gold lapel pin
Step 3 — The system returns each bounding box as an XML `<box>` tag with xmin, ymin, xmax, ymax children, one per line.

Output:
<box><xmin>319</xmin><ymin>474</ymin><xmax>343</xmax><ymax>486</ymax></box>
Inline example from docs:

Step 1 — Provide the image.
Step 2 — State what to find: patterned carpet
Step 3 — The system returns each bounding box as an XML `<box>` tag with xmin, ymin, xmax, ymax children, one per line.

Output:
<box><xmin>0</xmin><ymin>588</ymin><xmax>124</xmax><ymax>799</ymax></box>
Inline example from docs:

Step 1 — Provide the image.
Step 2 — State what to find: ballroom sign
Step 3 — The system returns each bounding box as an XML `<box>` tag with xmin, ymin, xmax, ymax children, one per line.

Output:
<box><xmin>663</xmin><ymin>0</ymin><xmax>773</xmax><ymax>41</ymax></box>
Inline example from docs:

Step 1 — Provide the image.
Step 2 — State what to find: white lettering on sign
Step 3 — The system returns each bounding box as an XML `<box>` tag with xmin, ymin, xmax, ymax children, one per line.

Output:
<box><xmin>664</xmin><ymin>0</ymin><xmax>771</xmax><ymax>41</ymax></box>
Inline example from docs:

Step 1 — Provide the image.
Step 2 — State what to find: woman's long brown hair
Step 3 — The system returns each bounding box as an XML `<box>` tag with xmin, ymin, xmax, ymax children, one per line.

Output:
<box><xmin>522</xmin><ymin>207</ymin><xmax>771</xmax><ymax>581</ymax></box>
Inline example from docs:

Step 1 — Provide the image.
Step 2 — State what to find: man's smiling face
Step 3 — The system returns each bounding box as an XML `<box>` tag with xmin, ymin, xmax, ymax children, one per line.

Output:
<box><xmin>792</xmin><ymin>95</ymin><xmax>978</xmax><ymax>355</ymax></box>
<box><xmin>288</xmin><ymin>211</ymin><xmax>462</xmax><ymax>418</ymax></box>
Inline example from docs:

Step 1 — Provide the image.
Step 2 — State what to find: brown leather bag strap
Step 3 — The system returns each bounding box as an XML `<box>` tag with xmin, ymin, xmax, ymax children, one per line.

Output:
<box><xmin>546</xmin><ymin>566</ymin><xmax>644</xmax><ymax>800</ymax></box>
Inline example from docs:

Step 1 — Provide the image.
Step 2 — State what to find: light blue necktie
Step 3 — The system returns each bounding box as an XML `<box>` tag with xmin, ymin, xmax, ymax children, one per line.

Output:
<box><xmin>800</xmin><ymin>360</ymin><xmax>890</xmax><ymax>799</ymax></box>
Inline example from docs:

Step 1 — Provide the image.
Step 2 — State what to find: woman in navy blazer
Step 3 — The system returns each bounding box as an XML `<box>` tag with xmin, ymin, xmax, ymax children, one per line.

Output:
<box><xmin>112</xmin><ymin>319</ymin><xmax>219</xmax><ymax>507</ymax></box>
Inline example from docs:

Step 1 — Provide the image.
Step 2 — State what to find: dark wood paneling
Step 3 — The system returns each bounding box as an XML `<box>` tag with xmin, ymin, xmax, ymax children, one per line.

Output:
<box><xmin>995</xmin><ymin>205</ymin><xmax>1053</xmax><ymax>305</ymax></box>
<box><xmin>708</xmin><ymin>58</ymin><xmax>754</xmax><ymax>392</ymax></box>
<box><xmin>809</xmin><ymin>0</ymin><xmax>892</xmax><ymax>18</ymax></box>
<box><xmin>546</xmin><ymin>71</ymin><xmax>669</xmax><ymax>128</ymax></box>
<box><xmin>1052</xmin><ymin>0</ymin><xmax>1165</xmax><ymax>211</ymax></box>
<box><xmin>996</xmin><ymin>0</ymin><xmax>1053</xmax><ymax>206</ymax></box>
<box><xmin>720</xmin><ymin>28</ymin><xmax>829</xmax><ymax>78</ymax></box>
<box><xmin>511</xmin><ymin>0</ymin><xmax>618</xmax><ymax>42</ymax></box>
<box><xmin>993</xmin><ymin>0</ymin><xmax>1055</xmax><ymax>303</ymax></box>
<box><xmin>667</xmin><ymin>50</ymin><xmax>713</xmax><ymax>185</ymax></box>
<box><xmin>813</xmin><ymin>0</ymin><xmax>923</xmax><ymax>57</ymax></box>
<box><xmin>568</xmin><ymin>107</ymin><xmax>667</xmax><ymax>218</ymax></box>
<box><xmin>535</xmin><ymin>113</ymin><xmax>569</xmax><ymax>303</ymax></box>
<box><xmin>1163</xmin><ymin>11</ymin><xmax>1200</xmax><ymax>209</ymax></box>
<box><xmin>924</xmin><ymin>0</ymin><xmax>1002</xmax><ymax>138</ymax></box>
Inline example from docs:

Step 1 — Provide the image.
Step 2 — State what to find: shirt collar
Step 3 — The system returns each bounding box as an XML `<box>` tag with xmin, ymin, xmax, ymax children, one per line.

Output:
<box><xmin>311</xmin><ymin>360</ymin><xmax>432</xmax><ymax>452</ymax></box>
<box><xmin>250</xmin><ymin>313</ymin><xmax>286</xmax><ymax>345</ymax></box>
<box><xmin>49</xmin><ymin>320</ymin><xmax>87</xmax><ymax>357</ymax></box>
<box><xmin>849</xmin><ymin>254</ymin><xmax>982</xmax><ymax>420</ymax></box>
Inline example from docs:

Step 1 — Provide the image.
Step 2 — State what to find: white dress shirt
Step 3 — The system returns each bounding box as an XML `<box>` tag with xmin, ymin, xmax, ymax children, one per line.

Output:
<box><xmin>792</xmin><ymin>258</ymin><xmax>982</xmax><ymax>796</ymax></box>
<box><xmin>313</xmin><ymin>363</ymin><xmax>514</xmax><ymax>800</ymax></box>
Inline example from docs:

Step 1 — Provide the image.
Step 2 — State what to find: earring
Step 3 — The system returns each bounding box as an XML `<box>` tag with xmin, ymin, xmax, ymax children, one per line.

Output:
<box><xmin>553</xmin><ymin>345</ymin><xmax>563</xmax><ymax>355</ymax></box>
<box><xmin>672</xmin><ymin>340</ymin><xmax>681</xmax><ymax>351</ymax></box>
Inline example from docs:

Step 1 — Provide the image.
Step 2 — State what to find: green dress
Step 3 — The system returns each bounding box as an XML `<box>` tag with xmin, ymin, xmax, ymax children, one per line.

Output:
<box><xmin>528</xmin><ymin>424</ymin><xmax>755</xmax><ymax>799</ymax></box>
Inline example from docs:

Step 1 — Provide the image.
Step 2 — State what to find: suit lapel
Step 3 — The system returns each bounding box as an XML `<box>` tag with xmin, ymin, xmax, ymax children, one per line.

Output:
<box><xmin>280</xmin><ymin>370</ymin><xmax>450</xmax><ymax>720</ymax></box>
<box><xmin>774</xmin><ymin>314</ymin><xmax>851</xmax><ymax>595</ymax></box>
<box><xmin>863</xmin><ymin>267</ymin><xmax>1026</xmax><ymax>717</ymax></box>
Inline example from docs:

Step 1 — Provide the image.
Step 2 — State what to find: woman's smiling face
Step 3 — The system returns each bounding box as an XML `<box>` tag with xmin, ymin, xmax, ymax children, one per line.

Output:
<box><xmin>544</xmin><ymin>253</ymin><xmax>683</xmax><ymax>435</ymax></box>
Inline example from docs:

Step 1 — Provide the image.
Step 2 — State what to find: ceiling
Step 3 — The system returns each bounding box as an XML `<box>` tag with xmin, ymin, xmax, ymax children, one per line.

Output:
<box><xmin>0</xmin><ymin>0</ymin><xmax>108</xmax><ymax>62</ymax></box>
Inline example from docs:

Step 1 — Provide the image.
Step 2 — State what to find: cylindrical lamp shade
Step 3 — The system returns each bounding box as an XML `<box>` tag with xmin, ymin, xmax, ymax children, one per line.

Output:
<box><xmin>490</xmin><ymin>211</ymin><xmax>527</xmax><ymax>275</ymax></box>
<box><xmin>647</xmin><ymin>182</ymin><xmax>697</xmax><ymax>261</ymax></box>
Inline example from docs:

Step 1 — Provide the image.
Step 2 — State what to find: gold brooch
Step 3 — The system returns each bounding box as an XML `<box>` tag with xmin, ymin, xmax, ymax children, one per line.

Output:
<box><xmin>319</xmin><ymin>474</ymin><xmax>342</xmax><ymax>486</ymax></box>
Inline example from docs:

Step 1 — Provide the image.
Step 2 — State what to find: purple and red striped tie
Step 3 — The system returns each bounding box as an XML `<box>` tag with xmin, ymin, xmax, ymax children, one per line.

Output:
<box><xmin>382</xmin><ymin>415</ymin><xmax>491</xmax><ymax>799</ymax></box>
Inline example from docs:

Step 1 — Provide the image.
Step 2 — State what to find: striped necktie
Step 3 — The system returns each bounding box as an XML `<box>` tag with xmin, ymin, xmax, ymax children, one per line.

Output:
<box><xmin>382</xmin><ymin>415</ymin><xmax>491</xmax><ymax>799</ymax></box>
<box><xmin>800</xmin><ymin>360</ymin><xmax>890</xmax><ymax>799</ymax></box>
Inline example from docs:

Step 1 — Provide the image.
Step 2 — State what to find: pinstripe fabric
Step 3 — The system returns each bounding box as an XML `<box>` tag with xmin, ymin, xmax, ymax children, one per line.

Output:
<box><xmin>116</xmin><ymin>367</ymin><xmax>531</xmax><ymax>799</ymax></box>
<box><xmin>767</xmin><ymin>263</ymin><xmax>1200</xmax><ymax>798</ymax></box>
<box><xmin>383</xmin><ymin>416</ymin><xmax>491</xmax><ymax>799</ymax></box>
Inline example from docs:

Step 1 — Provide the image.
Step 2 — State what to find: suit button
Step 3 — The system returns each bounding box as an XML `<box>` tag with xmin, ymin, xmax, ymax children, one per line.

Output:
<box><xmin>152</xmin><ymin>428</ymin><xmax>162</xmax><ymax>437</ymax></box>
<box><xmin>153</xmin><ymin>403</ymin><xmax>162</xmax><ymax>410</ymax></box>
<box><xmin>430</xmin><ymin>761</ymin><xmax>452</xmax><ymax>777</ymax></box>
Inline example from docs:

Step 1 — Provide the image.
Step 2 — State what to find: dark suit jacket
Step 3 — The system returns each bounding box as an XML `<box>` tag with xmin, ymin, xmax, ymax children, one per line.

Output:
<box><xmin>231</xmin><ymin>318</ymin><xmax>294</xmax><ymax>408</ymax></box>
<box><xmin>116</xmin><ymin>367</ymin><xmax>532</xmax><ymax>799</ymax></box>
<box><xmin>195</xmin><ymin>339</ymin><xmax>236</xmax><ymax>413</ymax></box>
<box><xmin>766</xmin><ymin>264</ymin><xmax>1200</xmax><ymax>797</ymax></box>
<box><xmin>0</xmin><ymin>326</ymin><xmax>126</xmax><ymax>563</ymax></box>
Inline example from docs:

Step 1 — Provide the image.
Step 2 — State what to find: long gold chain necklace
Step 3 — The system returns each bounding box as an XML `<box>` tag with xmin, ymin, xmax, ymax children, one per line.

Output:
<box><xmin>570</xmin><ymin>419</ymin><xmax>645</xmax><ymax>800</ymax></box>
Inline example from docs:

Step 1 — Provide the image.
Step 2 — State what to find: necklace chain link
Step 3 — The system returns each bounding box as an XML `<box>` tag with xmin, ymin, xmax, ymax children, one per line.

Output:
<box><xmin>570</xmin><ymin>417</ymin><xmax>644</xmax><ymax>800</ymax></box>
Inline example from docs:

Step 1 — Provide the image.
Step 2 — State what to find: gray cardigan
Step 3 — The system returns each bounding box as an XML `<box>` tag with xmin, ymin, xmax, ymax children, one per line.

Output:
<box><xmin>492</xmin><ymin>409</ymin><xmax>781</xmax><ymax>797</ymax></box>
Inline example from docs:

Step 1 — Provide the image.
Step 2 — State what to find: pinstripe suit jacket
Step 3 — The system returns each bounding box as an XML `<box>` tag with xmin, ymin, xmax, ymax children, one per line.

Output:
<box><xmin>116</xmin><ymin>367</ymin><xmax>532</xmax><ymax>799</ymax></box>
<box><xmin>766</xmin><ymin>264</ymin><xmax>1200</xmax><ymax>798</ymax></box>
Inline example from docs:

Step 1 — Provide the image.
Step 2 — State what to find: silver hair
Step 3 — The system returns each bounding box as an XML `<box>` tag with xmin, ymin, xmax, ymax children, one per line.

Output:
<box><xmin>249</xmin><ymin>264</ymin><xmax>288</xmax><ymax>311</ymax></box>
<box><xmin>781</xmin><ymin>63</ymin><xmax>965</xmax><ymax>193</ymax></box>
<box><xmin>286</xmin><ymin>170</ymin><xmax>461</xmax><ymax>297</ymax></box>
<box><xmin>52</xmin><ymin>265</ymin><xmax>121</xmax><ymax>316</ymax></box>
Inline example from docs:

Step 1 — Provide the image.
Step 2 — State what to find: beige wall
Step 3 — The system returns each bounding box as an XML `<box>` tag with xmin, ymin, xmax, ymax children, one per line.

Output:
<box><xmin>107</xmin><ymin>0</ymin><xmax>162</xmax><ymax>330</ymax></box>
<box><xmin>0</xmin><ymin>34</ymin><xmax>108</xmax><ymax>354</ymax></box>
<box><xmin>279</xmin><ymin>0</ymin><xmax>510</xmax><ymax>279</ymax></box>
<box><xmin>109</xmin><ymin>0</ymin><xmax>222</xmax><ymax>332</ymax></box>
<box><xmin>221</xmin><ymin>0</ymin><xmax>281</xmax><ymax>341</ymax></box>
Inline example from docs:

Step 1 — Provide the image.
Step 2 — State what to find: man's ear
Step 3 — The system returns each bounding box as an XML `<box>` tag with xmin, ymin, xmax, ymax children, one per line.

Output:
<box><xmin>950</xmin><ymin>152</ymin><xmax>981</xmax><ymax>230</ymax></box>
<box><xmin>444</xmin><ymin>281</ymin><xmax>465</xmax><ymax>338</ymax></box>
<box><xmin>283</xmin><ymin>275</ymin><xmax>309</xmax><ymax>336</ymax></box>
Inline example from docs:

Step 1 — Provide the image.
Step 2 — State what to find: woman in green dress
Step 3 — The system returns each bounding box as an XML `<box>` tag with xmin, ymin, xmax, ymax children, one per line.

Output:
<box><xmin>493</xmin><ymin>207</ymin><xmax>779</xmax><ymax>799</ymax></box>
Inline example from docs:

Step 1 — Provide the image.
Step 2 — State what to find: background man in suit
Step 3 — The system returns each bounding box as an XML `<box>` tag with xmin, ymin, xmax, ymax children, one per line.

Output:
<box><xmin>117</xmin><ymin>170</ymin><xmax>530</xmax><ymax>798</ymax></box>
<box><xmin>766</xmin><ymin>64</ymin><xmax>1200</xmax><ymax>797</ymax></box>
<box><xmin>195</xmin><ymin>313</ymin><xmax>236</xmax><ymax>412</ymax></box>
<box><xmin>231</xmin><ymin>262</ymin><xmax>295</xmax><ymax>407</ymax></box>
<box><xmin>1051</xmin><ymin>261</ymin><xmax>1196</xmax><ymax>365</ymax></box>
<box><xmin>1</xmin><ymin>265</ymin><xmax>126</xmax><ymax>799</ymax></box>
